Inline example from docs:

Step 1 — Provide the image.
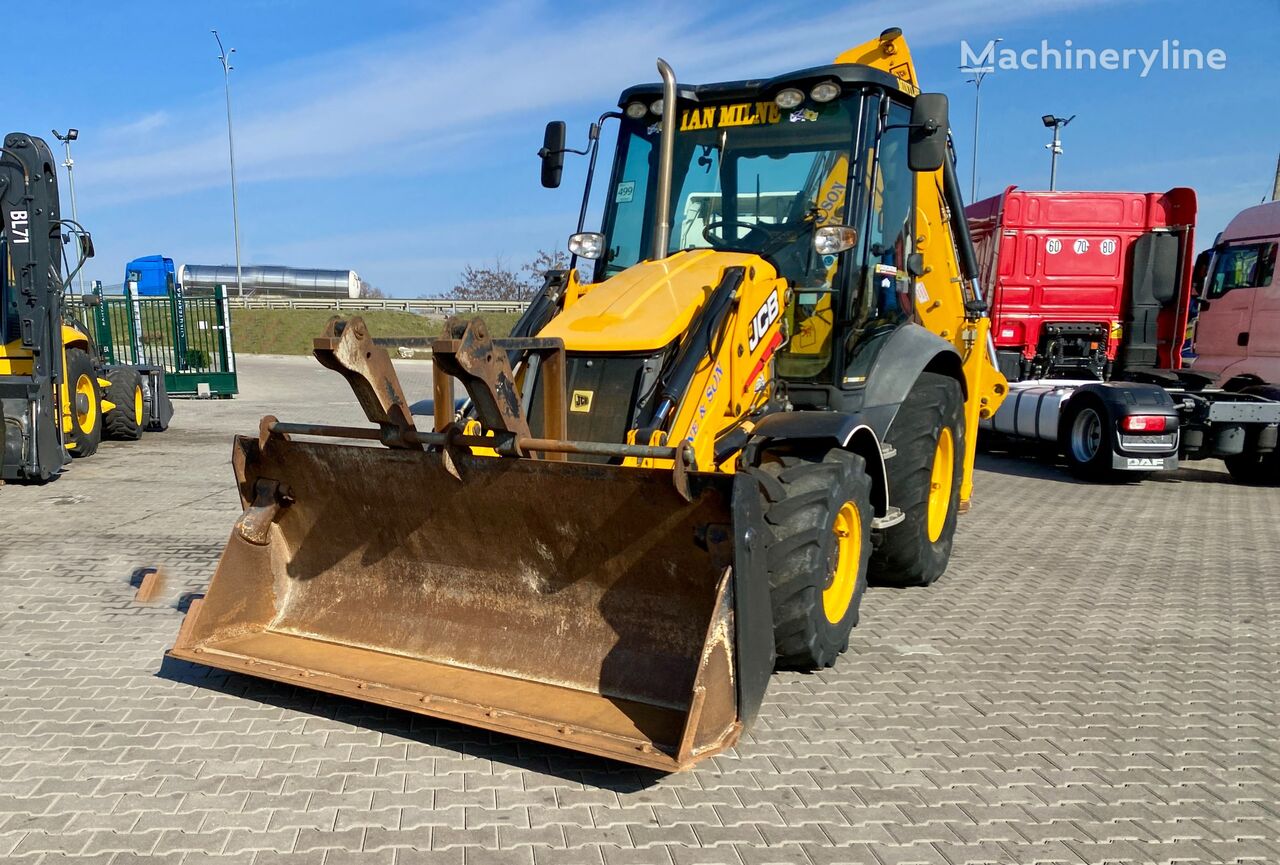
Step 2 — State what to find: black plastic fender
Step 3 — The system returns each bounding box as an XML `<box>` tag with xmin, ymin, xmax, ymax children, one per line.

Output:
<box><xmin>858</xmin><ymin>323</ymin><xmax>966</xmax><ymax>438</ymax></box>
<box><xmin>744</xmin><ymin>411</ymin><xmax>888</xmax><ymax>518</ymax></box>
<box><xmin>1060</xmin><ymin>381</ymin><xmax>1180</xmax><ymax>463</ymax></box>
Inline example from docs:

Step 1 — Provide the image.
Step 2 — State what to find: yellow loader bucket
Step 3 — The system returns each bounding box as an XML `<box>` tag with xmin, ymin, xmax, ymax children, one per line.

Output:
<box><xmin>168</xmin><ymin>429</ymin><xmax>771</xmax><ymax>770</ymax></box>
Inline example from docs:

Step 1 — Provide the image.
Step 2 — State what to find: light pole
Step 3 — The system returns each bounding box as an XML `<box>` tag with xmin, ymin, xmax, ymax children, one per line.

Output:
<box><xmin>1042</xmin><ymin>114</ymin><xmax>1075</xmax><ymax>191</ymax></box>
<box><xmin>51</xmin><ymin>128</ymin><xmax>86</xmax><ymax>293</ymax></box>
<box><xmin>959</xmin><ymin>37</ymin><xmax>1000</xmax><ymax>203</ymax></box>
<box><xmin>213</xmin><ymin>30</ymin><xmax>245</xmax><ymax>298</ymax></box>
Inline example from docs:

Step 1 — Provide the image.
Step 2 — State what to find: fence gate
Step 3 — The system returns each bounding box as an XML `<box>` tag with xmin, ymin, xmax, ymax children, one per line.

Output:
<box><xmin>71</xmin><ymin>284</ymin><xmax>238</xmax><ymax>397</ymax></box>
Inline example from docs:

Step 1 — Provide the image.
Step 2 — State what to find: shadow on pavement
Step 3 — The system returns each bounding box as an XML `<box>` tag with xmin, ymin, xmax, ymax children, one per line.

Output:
<box><xmin>155</xmin><ymin>654</ymin><xmax>668</xmax><ymax>792</ymax></box>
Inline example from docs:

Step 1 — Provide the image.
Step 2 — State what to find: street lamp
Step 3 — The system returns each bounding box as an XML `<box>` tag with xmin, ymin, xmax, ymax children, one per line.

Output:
<box><xmin>959</xmin><ymin>36</ymin><xmax>1001</xmax><ymax>203</ymax></box>
<box><xmin>212</xmin><ymin>30</ymin><xmax>245</xmax><ymax>298</ymax></box>
<box><xmin>1042</xmin><ymin>114</ymin><xmax>1075</xmax><ymax>191</ymax></box>
<box><xmin>51</xmin><ymin>128</ymin><xmax>86</xmax><ymax>293</ymax></box>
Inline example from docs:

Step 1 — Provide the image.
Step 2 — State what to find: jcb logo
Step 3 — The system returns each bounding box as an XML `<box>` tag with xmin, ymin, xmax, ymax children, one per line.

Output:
<box><xmin>570</xmin><ymin>390</ymin><xmax>593</xmax><ymax>413</ymax></box>
<box><xmin>748</xmin><ymin>291</ymin><xmax>781</xmax><ymax>352</ymax></box>
<box><xmin>7</xmin><ymin>210</ymin><xmax>29</xmax><ymax>244</ymax></box>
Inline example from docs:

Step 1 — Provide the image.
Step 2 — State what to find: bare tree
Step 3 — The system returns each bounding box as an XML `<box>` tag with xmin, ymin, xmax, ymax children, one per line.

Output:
<box><xmin>358</xmin><ymin>278</ymin><xmax>387</xmax><ymax>299</ymax></box>
<box><xmin>440</xmin><ymin>250</ymin><xmax>571</xmax><ymax>302</ymax></box>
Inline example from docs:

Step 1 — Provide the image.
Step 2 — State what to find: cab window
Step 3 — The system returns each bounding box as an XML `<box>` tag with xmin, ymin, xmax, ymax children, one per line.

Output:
<box><xmin>1206</xmin><ymin>242</ymin><xmax>1277</xmax><ymax>298</ymax></box>
<box><xmin>842</xmin><ymin>100</ymin><xmax>914</xmax><ymax>385</ymax></box>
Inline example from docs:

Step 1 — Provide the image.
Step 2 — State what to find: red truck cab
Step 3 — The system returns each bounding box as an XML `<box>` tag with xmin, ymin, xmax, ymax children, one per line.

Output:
<box><xmin>967</xmin><ymin>187</ymin><xmax>1196</xmax><ymax>383</ymax></box>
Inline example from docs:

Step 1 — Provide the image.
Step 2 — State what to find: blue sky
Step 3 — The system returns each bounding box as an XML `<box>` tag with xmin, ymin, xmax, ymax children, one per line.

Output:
<box><xmin>9</xmin><ymin>0</ymin><xmax>1278</xmax><ymax>296</ymax></box>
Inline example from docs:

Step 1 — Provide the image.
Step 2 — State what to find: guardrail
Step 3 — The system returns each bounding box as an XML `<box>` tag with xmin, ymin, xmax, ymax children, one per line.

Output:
<box><xmin>223</xmin><ymin>296</ymin><xmax>527</xmax><ymax>314</ymax></box>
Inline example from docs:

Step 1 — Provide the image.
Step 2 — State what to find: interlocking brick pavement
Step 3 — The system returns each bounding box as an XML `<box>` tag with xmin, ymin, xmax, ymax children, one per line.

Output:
<box><xmin>1</xmin><ymin>355</ymin><xmax>1277</xmax><ymax>865</ymax></box>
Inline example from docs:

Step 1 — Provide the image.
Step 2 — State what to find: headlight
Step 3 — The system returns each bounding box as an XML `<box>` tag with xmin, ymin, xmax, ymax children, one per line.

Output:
<box><xmin>810</xmin><ymin>81</ymin><xmax>841</xmax><ymax>103</ymax></box>
<box><xmin>624</xmin><ymin>101</ymin><xmax>648</xmax><ymax>119</ymax></box>
<box><xmin>569</xmin><ymin>232</ymin><xmax>605</xmax><ymax>260</ymax></box>
<box><xmin>649</xmin><ymin>99</ymin><xmax>664</xmax><ymax>116</ymax></box>
<box><xmin>813</xmin><ymin>225</ymin><xmax>859</xmax><ymax>256</ymax></box>
<box><xmin>774</xmin><ymin>88</ymin><xmax>804</xmax><ymax>110</ymax></box>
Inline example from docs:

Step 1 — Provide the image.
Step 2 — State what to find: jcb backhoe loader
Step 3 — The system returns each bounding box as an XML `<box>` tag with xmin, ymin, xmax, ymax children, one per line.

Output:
<box><xmin>169</xmin><ymin>29</ymin><xmax>1007</xmax><ymax>770</ymax></box>
<box><xmin>1</xmin><ymin>132</ymin><xmax>172</xmax><ymax>482</ymax></box>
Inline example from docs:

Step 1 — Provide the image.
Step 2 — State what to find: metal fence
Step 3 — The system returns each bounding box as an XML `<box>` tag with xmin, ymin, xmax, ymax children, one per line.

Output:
<box><xmin>69</xmin><ymin>285</ymin><xmax>238</xmax><ymax>398</ymax></box>
<box><xmin>223</xmin><ymin>296</ymin><xmax>527</xmax><ymax>314</ymax></box>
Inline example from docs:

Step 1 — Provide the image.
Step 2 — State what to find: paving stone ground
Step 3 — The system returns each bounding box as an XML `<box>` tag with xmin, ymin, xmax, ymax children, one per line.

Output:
<box><xmin>1</xmin><ymin>355</ymin><xmax>1277</xmax><ymax>865</ymax></box>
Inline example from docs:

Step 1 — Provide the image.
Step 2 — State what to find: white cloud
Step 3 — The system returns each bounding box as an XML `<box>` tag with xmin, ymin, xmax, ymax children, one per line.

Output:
<box><xmin>79</xmin><ymin>0</ymin><xmax>1107</xmax><ymax>206</ymax></box>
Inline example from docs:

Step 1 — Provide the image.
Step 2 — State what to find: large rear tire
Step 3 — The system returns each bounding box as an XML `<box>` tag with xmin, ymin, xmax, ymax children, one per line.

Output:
<box><xmin>65</xmin><ymin>348</ymin><xmax>102</xmax><ymax>459</ymax></box>
<box><xmin>103</xmin><ymin>367</ymin><xmax>145</xmax><ymax>441</ymax></box>
<box><xmin>751</xmin><ymin>449</ymin><xmax>873</xmax><ymax>670</ymax></box>
<box><xmin>868</xmin><ymin>372</ymin><xmax>964</xmax><ymax>588</ymax></box>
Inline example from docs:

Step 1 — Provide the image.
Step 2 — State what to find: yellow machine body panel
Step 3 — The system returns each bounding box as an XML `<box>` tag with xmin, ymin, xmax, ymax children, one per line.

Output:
<box><xmin>539</xmin><ymin>250</ymin><xmax>762</xmax><ymax>352</ymax></box>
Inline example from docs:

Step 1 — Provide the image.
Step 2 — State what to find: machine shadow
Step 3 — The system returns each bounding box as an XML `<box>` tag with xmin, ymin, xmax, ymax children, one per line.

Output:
<box><xmin>154</xmin><ymin>654</ymin><xmax>668</xmax><ymax>791</ymax></box>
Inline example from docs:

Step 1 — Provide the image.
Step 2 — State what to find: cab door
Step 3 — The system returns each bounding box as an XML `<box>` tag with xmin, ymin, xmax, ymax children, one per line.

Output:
<box><xmin>1193</xmin><ymin>241</ymin><xmax>1273</xmax><ymax>377</ymax></box>
<box><xmin>1244</xmin><ymin>238</ymin><xmax>1280</xmax><ymax>381</ymax></box>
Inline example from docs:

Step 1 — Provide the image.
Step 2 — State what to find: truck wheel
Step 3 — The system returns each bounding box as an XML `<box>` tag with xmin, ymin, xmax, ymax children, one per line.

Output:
<box><xmin>65</xmin><ymin>348</ymin><xmax>102</xmax><ymax>458</ymax></box>
<box><xmin>1224</xmin><ymin>452</ymin><xmax>1280</xmax><ymax>485</ymax></box>
<box><xmin>751</xmin><ymin>448</ymin><xmax>874</xmax><ymax>670</ymax></box>
<box><xmin>1224</xmin><ymin>385</ymin><xmax>1280</xmax><ymax>486</ymax></box>
<box><xmin>868</xmin><ymin>372</ymin><xmax>964</xmax><ymax>588</ymax></box>
<box><xmin>1060</xmin><ymin>397</ymin><xmax>1116</xmax><ymax>480</ymax></box>
<box><xmin>103</xmin><ymin>367</ymin><xmax>145</xmax><ymax>440</ymax></box>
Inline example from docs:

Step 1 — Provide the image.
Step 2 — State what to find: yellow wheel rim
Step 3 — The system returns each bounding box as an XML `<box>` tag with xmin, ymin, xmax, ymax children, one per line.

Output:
<box><xmin>824</xmin><ymin>501</ymin><xmax>861</xmax><ymax>624</ymax></box>
<box><xmin>927</xmin><ymin>427</ymin><xmax>956</xmax><ymax>543</ymax></box>
<box><xmin>133</xmin><ymin>385</ymin><xmax>145</xmax><ymax>426</ymax></box>
<box><xmin>75</xmin><ymin>373</ymin><xmax>97</xmax><ymax>433</ymax></box>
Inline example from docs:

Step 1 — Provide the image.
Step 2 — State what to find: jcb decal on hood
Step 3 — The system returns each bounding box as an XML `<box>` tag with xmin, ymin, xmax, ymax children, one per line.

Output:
<box><xmin>680</xmin><ymin>102</ymin><xmax>781</xmax><ymax>131</ymax></box>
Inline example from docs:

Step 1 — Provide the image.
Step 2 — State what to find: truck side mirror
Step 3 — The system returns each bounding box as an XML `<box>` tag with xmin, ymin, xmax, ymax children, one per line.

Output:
<box><xmin>539</xmin><ymin>121</ymin><xmax>566</xmax><ymax>189</ymax></box>
<box><xmin>1191</xmin><ymin>249</ymin><xmax>1212</xmax><ymax>298</ymax></box>
<box><xmin>78</xmin><ymin>232</ymin><xmax>95</xmax><ymax>260</ymax></box>
<box><xmin>908</xmin><ymin>93</ymin><xmax>948</xmax><ymax>172</ymax></box>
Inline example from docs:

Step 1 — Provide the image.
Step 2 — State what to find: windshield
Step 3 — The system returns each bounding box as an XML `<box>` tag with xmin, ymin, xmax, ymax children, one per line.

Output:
<box><xmin>600</xmin><ymin>96</ymin><xmax>857</xmax><ymax>285</ymax></box>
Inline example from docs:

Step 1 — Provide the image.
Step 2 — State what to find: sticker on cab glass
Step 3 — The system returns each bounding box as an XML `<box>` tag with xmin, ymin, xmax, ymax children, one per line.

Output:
<box><xmin>789</xmin><ymin>108</ymin><xmax>819</xmax><ymax>123</ymax></box>
<box><xmin>570</xmin><ymin>390</ymin><xmax>594</xmax><ymax>413</ymax></box>
<box><xmin>615</xmin><ymin>181</ymin><xmax>635</xmax><ymax>204</ymax></box>
<box><xmin>679</xmin><ymin>102</ymin><xmax>781</xmax><ymax>132</ymax></box>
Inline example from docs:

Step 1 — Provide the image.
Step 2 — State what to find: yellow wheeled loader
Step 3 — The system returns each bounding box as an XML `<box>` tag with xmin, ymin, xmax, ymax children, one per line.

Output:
<box><xmin>168</xmin><ymin>29</ymin><xmax>1007</xmax><ymax>770</ymax></box>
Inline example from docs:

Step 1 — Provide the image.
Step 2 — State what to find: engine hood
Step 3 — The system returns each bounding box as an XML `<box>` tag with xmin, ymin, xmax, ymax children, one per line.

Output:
<box><xmin>539</xmin><ymin>250</ymin><xmax>774</xmax><ymax>353</ymax></box>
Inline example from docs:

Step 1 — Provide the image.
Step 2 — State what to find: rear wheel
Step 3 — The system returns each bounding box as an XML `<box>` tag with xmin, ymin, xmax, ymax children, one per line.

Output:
<box><xmin>869</xmin><ymin>372</ymin><xmax>964</xmax><ymax>588</ymax></box>
<box><xmin>1224</xmin><ymin>452</ymin><xmax>1280</xmax><ymax>485</ymax></box>
<box><xmin>1224</xmin><ymin>385</ymin><xmax>1280</xmax><ymax>486</ymax></box>
<box><xmin>103</xmin><ymin>367</ymin><xmax>145</xmax><ymax>440</ymax></box>
<box><xmin>752</xmin><ymin>449</ymin><xmax>873</xmax><ymax>670</ymax></box>
<box><xmin>65</xmin><ymin>348</ymin><xmax>102</xmax><ymax>458</ymax></box>
<box><xmin>1061</xmin><ymin>397</ymin><xmax>1117</xmax><ymax>480</ymax></box>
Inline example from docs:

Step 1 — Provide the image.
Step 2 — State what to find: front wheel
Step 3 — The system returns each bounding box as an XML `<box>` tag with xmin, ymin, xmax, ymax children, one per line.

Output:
<box><xmin>868</xmin><ymin>372</ymin><xmax>964</xmax><ymax>588</ymax></box>
<box><xmin>750</xmin><ymin>449</ymin><xmax>874</xmax><ymax>670</ymax></box>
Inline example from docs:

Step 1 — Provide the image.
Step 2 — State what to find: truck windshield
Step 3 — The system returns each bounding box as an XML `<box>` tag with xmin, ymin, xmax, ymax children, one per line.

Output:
<box><xmin>600</xmin><ymin>96</ymin><xmax>858</xmax><ymax>286</ymax></box>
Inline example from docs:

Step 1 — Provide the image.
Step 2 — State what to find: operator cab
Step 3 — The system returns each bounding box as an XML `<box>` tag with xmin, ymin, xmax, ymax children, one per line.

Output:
<box><xmin>549</xmin><ymin>63</ymin><xmax>940</xmax><ymax>389</ymax></box>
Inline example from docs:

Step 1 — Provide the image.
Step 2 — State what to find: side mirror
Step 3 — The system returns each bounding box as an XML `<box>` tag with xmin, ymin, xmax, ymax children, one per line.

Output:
<box><xmin>78</xmin><ymin>232</ymin><xmax>95</xmax><ymax>260</ymax></box>
<box><xmin>539</xmin><ymin>121</ymin><xmax>566</xmax><ymax>189</ymax></box>
<box><xmin>908</xmin><ymin>93</ymin><xmax>948</xmax><ymax>172</ymax></box>
<box><xmin>1191</xmin><ymin>249</ymin><xmax>1212</xmax><ymax>298</ymax></box>
<box><xmin>81</xmin><ymin>293</ymin><xmax>102</xmax><ymax>308</ymax></box>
